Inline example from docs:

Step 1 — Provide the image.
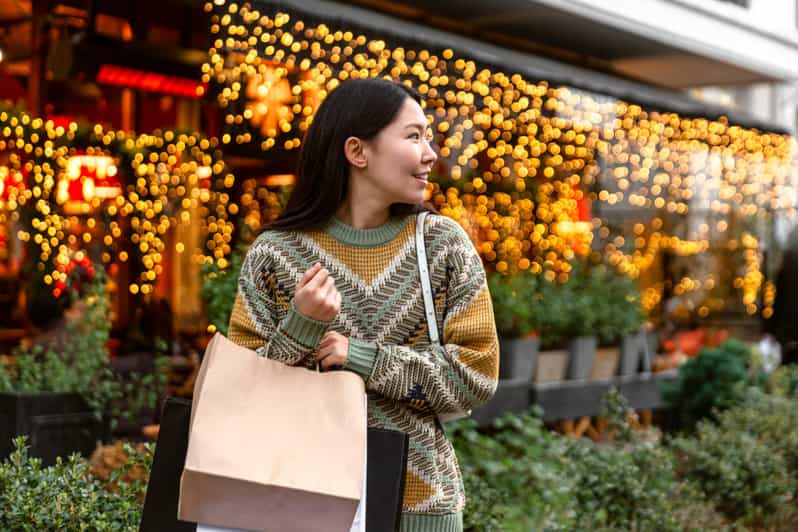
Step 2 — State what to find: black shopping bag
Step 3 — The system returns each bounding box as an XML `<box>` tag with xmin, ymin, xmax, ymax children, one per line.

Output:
<box><xmin>139</xmin><ymin>397</ymin><xmax>409</xmax><ymax>532</ymax></box>
<box><xmin>365</xmin><ymin>428</ymin><xmax>409</xmax><ymax>532</ymax></box>
<box><xmin>139</xmin><ymin>397</ymin><xmax>196</xmax><ymax>532</ymax></box>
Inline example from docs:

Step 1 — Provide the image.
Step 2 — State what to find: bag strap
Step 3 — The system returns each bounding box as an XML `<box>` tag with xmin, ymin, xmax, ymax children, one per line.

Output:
<box><xmin>416</xmin><ymin>212</ymin><xmax>440</xmax><ymax>345</ymax></box>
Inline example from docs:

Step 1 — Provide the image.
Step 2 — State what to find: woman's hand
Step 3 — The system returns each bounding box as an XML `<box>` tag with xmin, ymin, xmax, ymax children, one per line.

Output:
<box><xmin>294</xmin><ymin>263</ymin><xmax>341</xmax><ymax>322</ymax></box>
<box><xmin>316</xmin><ymin>331</ymin><xmax>349</xmax><ymax>371</ymax></box>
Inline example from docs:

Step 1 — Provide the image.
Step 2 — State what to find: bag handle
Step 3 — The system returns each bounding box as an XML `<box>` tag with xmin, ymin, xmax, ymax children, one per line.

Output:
<box><xmin>416</xmin><ymin>212</ymin><xmax>440</xmax><ymax>345</ymax></box>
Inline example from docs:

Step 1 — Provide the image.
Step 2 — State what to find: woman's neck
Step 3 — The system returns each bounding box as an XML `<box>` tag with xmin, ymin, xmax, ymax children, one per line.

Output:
<box><xmin>335</xmin><ymin>198</ymin><xmax>391</xmax><ymax>229</ymax></box>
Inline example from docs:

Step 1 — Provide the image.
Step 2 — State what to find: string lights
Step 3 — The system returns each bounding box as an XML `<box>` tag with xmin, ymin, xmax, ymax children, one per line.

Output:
<box><xmin>0</xmin><ymin>1</ymin><xmax>795</xmax><ymax>322</ymax></box>
<box><xmin>202</xmin><ymin>0</ymin><xmax>798</xmax><ymax>318</ymax></box>
<box><xmin>0</xmin><ymin>109</ymin><xmax>234</xmax><ymax>295</ymax></box>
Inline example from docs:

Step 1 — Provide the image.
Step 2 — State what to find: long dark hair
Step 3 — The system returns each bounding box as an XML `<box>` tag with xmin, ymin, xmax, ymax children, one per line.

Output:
<box><xmin>264</xmin><ymin>78</ymin><xmax>433</xmax><ymax>232</ymax></box>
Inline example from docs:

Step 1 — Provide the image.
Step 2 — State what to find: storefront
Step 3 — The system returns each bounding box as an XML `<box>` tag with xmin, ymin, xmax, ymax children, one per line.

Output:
<box><xmin>0</xmin><ymin>0</ymin><xmax>796</xmax><ymax>356</ymax></box>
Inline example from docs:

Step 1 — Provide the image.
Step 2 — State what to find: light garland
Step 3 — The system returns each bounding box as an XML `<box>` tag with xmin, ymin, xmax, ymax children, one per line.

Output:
<box><xmin>0</xmin><ymin>108</ymin><xmax>234</xmax><ymax>295</ymax></box>
<box><xmin>201</xmin><ymin>0</ymin><xmax>798</xmax><ymax>318</ymax></box>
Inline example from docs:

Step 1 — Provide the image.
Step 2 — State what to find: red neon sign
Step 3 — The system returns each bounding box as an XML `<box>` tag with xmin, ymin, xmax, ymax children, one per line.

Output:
<box><xmin>97</xmin><ymin>65</ymin><xmax>206</xmax><ymax>99</ymax></box>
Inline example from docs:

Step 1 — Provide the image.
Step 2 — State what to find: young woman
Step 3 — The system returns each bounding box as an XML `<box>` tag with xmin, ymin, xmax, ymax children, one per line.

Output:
<box><xmin>228</xmin><ymin>78</ymin><xmax>499</xmax><ymax>532</ymax></box>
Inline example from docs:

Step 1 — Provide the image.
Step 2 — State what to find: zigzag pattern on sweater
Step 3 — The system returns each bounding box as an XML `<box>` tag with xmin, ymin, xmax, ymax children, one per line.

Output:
<box><xmin>227</xmin><ymin>213</ymin><xmax>499</xmax><ymax>517</ymax></box>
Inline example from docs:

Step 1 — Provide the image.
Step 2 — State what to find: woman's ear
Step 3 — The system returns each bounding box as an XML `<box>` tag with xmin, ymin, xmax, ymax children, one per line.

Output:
<box><xmin>344</xmin><ymin>136</ymin><xmax>368</xmax><ymax>169</ymax></box>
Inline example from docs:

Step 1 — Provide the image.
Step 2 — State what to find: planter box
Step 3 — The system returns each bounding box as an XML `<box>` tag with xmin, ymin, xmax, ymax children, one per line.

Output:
<box><xmin>472</xmin><ymin>378</ymin><xmax>531</xmax><ymax>427</ymax></box>
<box><xmin>498</xmin><ymin>337</ymin><xmax>540</xmax><ymax>381</ymax></box>
<box><xmin>618</xmin><ymin>332</ymin><xmax>643</xmax><ymax>375</ymax></box>
<box><xmin>591</xmin><ymin>347</ymin><xmax>620</xmax><ymax>380</ymax></box>
<box><xmin>0</xmin><ymin>392</ymin><xmax>104</xmax><ymax>465</ymax></box>
<box><xmin>530</xmin><ymin>370</ymin><xmax>679</xmax><ymax>422</ymax></box>
<box><xmin>567</xmin><ymin>336</ymin><xmax>597</xmax><ymax>380</ymax></box>
<box><xmin>534</xmin><ymin>349</ymin><xmax>569</xmax><ymax>383</ymax></box>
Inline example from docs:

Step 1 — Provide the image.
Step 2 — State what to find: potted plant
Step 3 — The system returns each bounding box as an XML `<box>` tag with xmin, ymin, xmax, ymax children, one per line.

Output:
<box><xmin>561</xmin><ymin>263</ymin><xmax>600</xmax><ymax>380</ymax></box>
<box><xmin>591</xmin><ymin>268</ymin><xmax>645</xmax><ymax>378</ymax></box>
<box><xmin>533</xmin><ymin>273</ymin><xmax>570</xmax><ymax>384</ymax></box>
<box><xmin>489</xmin><ymin>271</ymin><xmax>540</xmax><ymax>381</ymax></box>
<box><xmin>0</xmin><ymin>270</ymin><xmax>166</xmax><ymax>465</ymax></box>
<box><xmin>614</xmin><ymin>276</ymin><xmax>646</xmax><ymax>376</ymax></box>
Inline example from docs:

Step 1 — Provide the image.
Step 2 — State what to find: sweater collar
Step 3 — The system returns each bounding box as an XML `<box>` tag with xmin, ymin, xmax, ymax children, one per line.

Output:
<box><xmin>323</xmin><ymin>214</ymin><xmax>411</xmax><ymax>247</ymax></box>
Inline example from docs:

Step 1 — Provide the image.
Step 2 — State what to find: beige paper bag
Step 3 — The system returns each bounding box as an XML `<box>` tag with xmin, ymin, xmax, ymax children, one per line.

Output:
<box><xmin>178</xmin><ymin>333</ymin><xmax>367</xmax><ymax>532</ymax></box>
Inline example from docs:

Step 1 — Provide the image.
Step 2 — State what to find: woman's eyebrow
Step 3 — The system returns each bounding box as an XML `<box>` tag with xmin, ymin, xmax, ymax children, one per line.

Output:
<box><xmin>404</xmin><ymin>122</ymin><xmax>428</xmax><ymax>131</ymax></box>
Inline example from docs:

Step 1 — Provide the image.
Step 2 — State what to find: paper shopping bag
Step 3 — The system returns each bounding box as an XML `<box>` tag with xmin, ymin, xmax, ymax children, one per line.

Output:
<box><xmin>140</xmin><ymin>400</ymin><xmax>409</xmax><ymax>532</ymax></box>
<box><xmin>178</xmin><ymin>333</ymin><xmax>366</xmax><ymax>532</ymax></box>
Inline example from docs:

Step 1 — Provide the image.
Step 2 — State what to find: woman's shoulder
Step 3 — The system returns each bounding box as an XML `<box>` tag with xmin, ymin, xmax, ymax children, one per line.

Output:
<box><xmin>422</xmin><ymin>212</ymin><xmax>475</xmax><ymax>248</ymax></box>
<box><xmin>242</xmin><ymin>229</ymin><xmax>293</xmax><ymax>264</ymax></box>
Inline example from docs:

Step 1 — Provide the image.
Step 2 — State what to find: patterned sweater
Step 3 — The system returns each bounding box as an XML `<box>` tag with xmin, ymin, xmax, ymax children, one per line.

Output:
<box><xmin>227</xmin><ymin>212</ymin><xmax>499</xmax><ymax>532</ymax></box>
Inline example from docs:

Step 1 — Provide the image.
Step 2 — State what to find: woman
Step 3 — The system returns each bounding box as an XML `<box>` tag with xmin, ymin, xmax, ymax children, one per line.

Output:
<box><xmin>228</xmin><ymin>78</ymin><xmax>499</xmax><ymax>532</ymax></box>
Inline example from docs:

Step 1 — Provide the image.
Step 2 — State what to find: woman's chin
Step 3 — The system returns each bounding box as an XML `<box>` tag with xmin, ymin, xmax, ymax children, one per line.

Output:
<box><xmin>400</xmin><ymin>193</ymin><xmax>426</xmax><ymax>205</ymax></box>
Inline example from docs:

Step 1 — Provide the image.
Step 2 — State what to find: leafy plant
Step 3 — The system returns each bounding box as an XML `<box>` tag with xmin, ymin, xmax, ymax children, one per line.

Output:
<box><xmin>659</xmin><ymin>339</ymin><xmax>752</xmax><ymax>432</ymax></box>
<box><xmin>600</xmin><ymin>387</ymin><xmax>635</xmax><ymax>444</ymax></box>
<box><xmin>713</xmin><ymin>388</ymin><xmax>798</xmax><ymax>485</ymax></box>
<box><xmin>448</xmin><ymin>409</ymin><xmax>577</xmax><ymax>530</ymax></box>
<box><xmin>0</xmin><ymin>436</ymin><xmax>151</xmax><ymax>531</ymax></box>
<box><xmin>533</xmin><ymin>261</ymin><xmax>644</xmax><ymax>347</ymax></box>
<box><xmin>558</xmin><ymin>263</ymin><xmax>601</xmax><ymax>339</ymax></box>
<box><xmin>0</xmin><ymin>271</ymin><xmax>167</xmax><ymax>429</ymax></box>
<box><xmin>200</xmin><ymin>244</ymin><xmax>246</xmax><ymax>335</ymax></box>
<box><xmin>488</xmin><ymin>271</ymin><xmax>538</xmax><ymax>338</ymax></box>
<box><xmin>565</xmin><ymin>439</ymin><xmax>687</xmax><ymax>531</ymax></box>
<box><xmin>670</xmin><ymin>416</ymin><xmax>795</xmax><ymax>525</ymax></box>
<box><xmin>765</xmin><ymin>363</ymin><xmax>798</xmax><ymax>398</ymax></box>
<box><xmin>593</xmin><ymin>270</ymin><xmax>645</xmax><ymax>345</ymax></box>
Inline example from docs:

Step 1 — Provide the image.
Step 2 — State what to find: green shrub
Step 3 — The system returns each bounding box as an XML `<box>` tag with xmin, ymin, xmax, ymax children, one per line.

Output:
<box><xmin>659</xmin><ymin>339</ymin><xmax>752</xmax><ymax>432</ymax></box>
<box><xmin>533</xmin><ymin>262</ymin><xmax>644</xmax><ymax>347</ymax></box>
<box><xmin>200</xmin><ymin>244</ymin><xmax>246</xmax><ymax>335</ymax></box>
<box><xmin>448</xmin><ymin>410</ymin><xmax>577</xmax><ymax>530</ymax></box>
<box><xmin>559</xmin><ymin>389</ymin><xmax>699</xmax><ymax>531</ymax></box>
<box><xmin>714</xmin><ymin>389</ymin><xmax>798</xmax><ymax>484</ymax></box>
<box><xmin>564</xmin><ymin>441</ymin><xmax>686</xmax><ymax>531</ymax></box>
<box><xmin>592</xmin><ymin>269</ymin><xmax>645</xmax><ymax>345</ymax></box>
<box><xmin>669</xmin><ymin>415</ymin><xmax>795</xmax><ymax>525</ymax></box>
<box><xmin>766</xmin><ymin>363</ymin><xmax>798</xmax><ymax>398</ymax></box>
<box><xmin>0</xmin><ymin>273</ymin><xmax>167</xmax><ymax>429</ymax></box>
<box><xmin>0</xmin><ymin>437</ymin><xmax>151</xmax><ymax>531</ymax></box>
<box><xmin>460</xmin><ymin>462</ymin><xmax>508</xmax><ymax>532</ymax></box>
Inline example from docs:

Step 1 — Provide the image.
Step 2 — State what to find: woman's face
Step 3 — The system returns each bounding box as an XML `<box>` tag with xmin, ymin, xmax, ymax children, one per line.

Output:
<box><xmin>361</xmin><ymin>97</ymin><xmax>438</xmax><ymax>206</ymax></box>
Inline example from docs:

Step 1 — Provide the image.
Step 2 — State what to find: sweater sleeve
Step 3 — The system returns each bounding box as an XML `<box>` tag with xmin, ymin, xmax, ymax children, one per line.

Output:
<box><xmin>227</xmin><ymin>239</ymin><xmax>331</xmax><ymax>366</ymax></box>
<box><xmin>343</xmin><ymin>217</ymin><xmax>500</xmax><ymax>417</ymax></box>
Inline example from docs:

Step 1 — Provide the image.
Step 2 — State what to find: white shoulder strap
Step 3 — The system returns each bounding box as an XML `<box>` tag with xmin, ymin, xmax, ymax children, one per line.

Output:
<box><xmin>416</xmin><ymin>212</ymin><xmax>440</xmax><ymax>345</ymax></box>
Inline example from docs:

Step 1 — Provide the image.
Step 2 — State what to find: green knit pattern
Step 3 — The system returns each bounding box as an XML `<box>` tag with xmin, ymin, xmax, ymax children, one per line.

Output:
<box><xmin>228</xmin><ymin>213</ymin><xmax>499</xmax><ymax>531</ymax></box>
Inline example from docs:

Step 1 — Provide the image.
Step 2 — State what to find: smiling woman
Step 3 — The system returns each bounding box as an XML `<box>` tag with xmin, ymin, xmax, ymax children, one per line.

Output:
<box><xmin>227</xmin><ymin>77</ymin><xmax>499</xmax><ymax>532</ymax></box>
<box><xmin>264</xmin><ymin>78</ymin><xmax>437</xmax><ymax>232</ymax></box>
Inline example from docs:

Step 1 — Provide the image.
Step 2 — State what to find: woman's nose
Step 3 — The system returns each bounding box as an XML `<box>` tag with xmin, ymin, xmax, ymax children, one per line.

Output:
<box><xmin>422</xmin><ymin>141</ymin><xmax>438</xmax><ymax>164</ymax></box>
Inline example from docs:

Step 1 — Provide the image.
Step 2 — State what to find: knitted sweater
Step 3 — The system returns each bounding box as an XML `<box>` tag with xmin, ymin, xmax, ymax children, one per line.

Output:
<box><xmin>227</xmin><ymin>212</ymin><xmax>500</xmax><ymax>532</ymax></box>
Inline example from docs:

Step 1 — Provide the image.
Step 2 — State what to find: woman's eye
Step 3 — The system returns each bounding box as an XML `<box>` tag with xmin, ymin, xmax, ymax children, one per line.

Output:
<box><xmin>409</xmin><ymin>132</ymin><xmax>421</xmax><ymax>140</ymax></box>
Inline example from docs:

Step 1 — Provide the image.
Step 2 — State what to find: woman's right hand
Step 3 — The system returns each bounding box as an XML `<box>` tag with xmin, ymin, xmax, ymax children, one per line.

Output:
<box><xmin>293</xmin><ymin>263</ymin><xmax>341</xmax><ymax>322</ymax></box>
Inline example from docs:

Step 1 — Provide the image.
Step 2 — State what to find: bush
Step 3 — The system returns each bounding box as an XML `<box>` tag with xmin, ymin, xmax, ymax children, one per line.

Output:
<box><xmin>564</xmin><ymin>441</ymin><xmax>686</xmax><ymax>531</ymax></box>
<box><xmin>0</xmin><ymin>273</ymin><xmax>167</xmax><ymax>429</ymax></box>
<box><xmin>562</xmin><ymin>388</ymin><xmax>701</xmax><ymax>531</ymax></box>
<box><xmin>200</xmin><ymin>244</ymin><xmax>246</xmax><ymax>335</ymax></box>
<box><xmin>766</xmin><ymin>363</ymin><xmax>798</xmax><ymax>398</ymax></box>
<box><xmin>659</xmin><ymin>339</ymin><xmax>752</xmax><ymax>432</ymax></box>
<box><xmin>714</xmin><ymin>389</ymin><xmax>798</xmax><ymax>485</ymax></box>
<box><xmin>592</xmin><ymin>269</ymin><xmax>645</xmax><ymax>345</ymax></box>
<box><xmin>448</xmin><ymin>410</ymin><xmax>577</xmax><ymax>530</ymax></box>
<box><xmin>0</xmin><ymin>436</ymin><xmax>152</xmax><ymax>531</ymax></box>
<box><xmin>669</xmin><ymin>414</ymin><xmax>795</xmax><ymax>525</ymax></box>
<box><xmin>533</xmin><ymin>262</ymin><xmax>644</xmax><ymax>347</ymax></box>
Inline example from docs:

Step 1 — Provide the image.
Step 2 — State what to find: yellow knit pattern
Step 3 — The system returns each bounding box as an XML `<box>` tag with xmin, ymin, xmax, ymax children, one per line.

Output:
<box><xmin>227</xmin><ymin>213</ymin><xmax>499</xmax><ymax>518</ymax></box>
